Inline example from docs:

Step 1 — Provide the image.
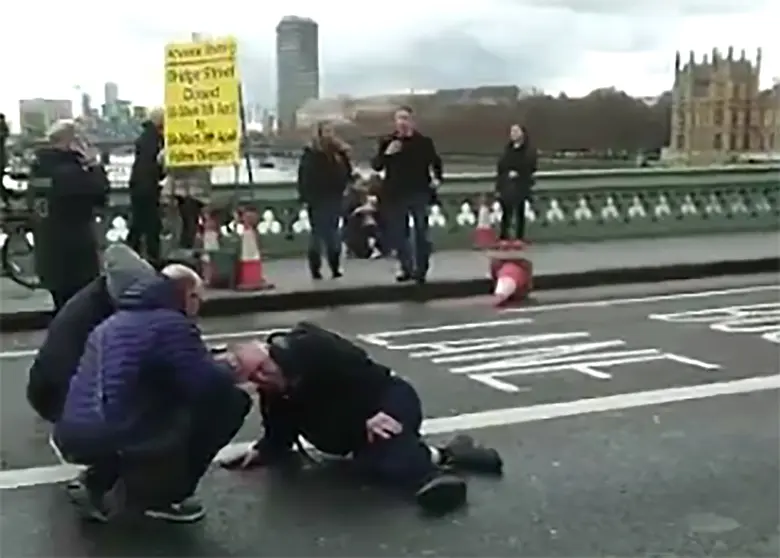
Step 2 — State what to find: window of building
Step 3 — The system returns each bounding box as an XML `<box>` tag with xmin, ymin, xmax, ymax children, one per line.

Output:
<box><xmin>770</xmin><ymin>134</ymin><xmax>776</xmax><ymax>149</ymax></box>
<box><xmin>676</xmin><ymin>110</ymin><xmax>686</xmax><ymax>126</ymax></box>
<box><xmin>676</xmin><ymin>134</ymin><xmax>686</xmax><ymax>150</ymax></box>
<box><xmin>713</xmin><ymin>103</ymin><xmax>724</xmax><ymax>126</ymax></box>
<box><xmin>729</xmin><ymin>134</ymin><xmax>737</xmax><ymax>151</ymax></box>
<box><xmin>731</xmin><ymin>110</ymin><xmax>739</xmax><ymax>127</ymax></box>
<box><xmin>742</xmin><ymin>133</ymin><xmax>750</xmax><ymax>150</ymax></box>
<box><xmin>713</xmin><ymin>133</ymin><xmax>723</xmax><ymax>149</ymax></box>
<box><xmin>693</xmin><ymin>79</ymin><xmax>710</xmax><ymax>97</ymax></box>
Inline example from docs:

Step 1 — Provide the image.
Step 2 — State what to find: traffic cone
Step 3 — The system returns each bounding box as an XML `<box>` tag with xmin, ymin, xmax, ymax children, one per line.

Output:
<box><xmin>473</xmin><ymin>202</ymin><xmax>496</xmax><ymax>248</ymax></box>
<box><xmin>200</xmin><ymin>210</ymin><xmax>220</xmax><ymax>287</ymax></box>
<box><xmin>493</xmin><ymin>260</ymin><xmax>529</xmax><ymax>307</ymax></box>
<box><xmin>235</xmin><ymin>208</ymin><xmax>274</xmax><ymax>291</ymax></box>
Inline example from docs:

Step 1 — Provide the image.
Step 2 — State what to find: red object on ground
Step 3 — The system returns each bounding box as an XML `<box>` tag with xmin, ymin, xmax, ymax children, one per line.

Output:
<box><xmin>235</xmin><ymin>208</ymin><xmax>274</xmax><ymax>291</ymax></box>
<box><xmin>487</xmin><ymin>241</ymin><xmax>532</xmax><ymax>306</ymax></box>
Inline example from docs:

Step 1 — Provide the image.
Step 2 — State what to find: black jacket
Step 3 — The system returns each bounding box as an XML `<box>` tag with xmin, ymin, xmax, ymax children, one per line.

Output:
<box><xmin>495</xmin><ymin>140</ymin><xmax>538</xmax><ymax>201</ymax></box>
<box><xmin>30</xmin><ymin>147</ymin><xmax>109</xmax><ymax>291</ymax></box>
<box><xmin>371</xmin><ymin>131</ymin><xmax>442</xmax><ymax>201</ymax></box>
<box><xmin>296</xmin><ymin>146</ymin><xmax>353</xmax><ymax>206</ymax></box>
<box><xmin>255</xmin><ymin>322</ymin><xmax>396</xmax><ymax>457</ymax></box>
<box><xmin>27</xmin><ymin>276</ymin><xmax>114</xmax><ymax>422</ymax></box>
<box><xmin>129</xmin><ymin>121</ymin><xmax>165</xmax><ymax>199</ymax></box>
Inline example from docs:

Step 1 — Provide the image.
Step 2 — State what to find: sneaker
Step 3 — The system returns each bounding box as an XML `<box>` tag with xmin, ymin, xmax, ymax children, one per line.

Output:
<box><xmin>144</xmin><ymin>499</ymin><xmax>206</xmax><ymax>523</ymax></box>
<box><xmin>415</xmin><ymin>473</ymin><xmax>467</xmax><ymax>514</ymax></box>
<box><xmin>67</xmin><ymin>476</ymin><xmax>111</xmax><ymax>523</ymax></box>
<box><xmin>395</xmin><ymin>272</ymin><xmax>413</xmax><ymax>283</ymax></box>
<box><xmin>440</xmin><ymin>434</ymin><xmax>503</xmax><ymax>476</ymax></box>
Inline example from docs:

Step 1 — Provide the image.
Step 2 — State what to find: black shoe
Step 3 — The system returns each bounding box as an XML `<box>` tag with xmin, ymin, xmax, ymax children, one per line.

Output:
<box><xmin>331</xmin><ymin>268</ymin><xmax>343</xmax><ymax>279</ymax></box>
<box><xmin>415</xmin><ymin>473</ymin><xmax>467</xmax><ymax>514</ymax></box>
<box><xmin>440</xmin><ymin>434</ymin><xmax>503</xmax><ymax>476</ymax></box>
<box><xmin>414</xmin><ymin>273</ymin><xmax>427</xmax><ymax>285</ymax></box>
<box><xmin>66</xmin><ymin>472</ymin><xmax>111</xmax><ymax>523</ymax></box>
<box><xmin>143</xmin><ymin>499</ymin><xmax>206</xmax><ymax>523</ymax></box>
<box><xmin>396</xmin><ymin>272</ymin><xmax>413</xmax><ymax>283</ymax></box>
<box><xmin>311</xmin><ymin>269</ymin><xmax>323</xmax><ymax>280</ymax></box>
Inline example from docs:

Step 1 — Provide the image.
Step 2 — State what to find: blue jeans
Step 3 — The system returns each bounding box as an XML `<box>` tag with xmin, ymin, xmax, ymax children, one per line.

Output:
<box><xmin>384</xmin><ymin>193</ymin><xmax>431</xmax><ymax>277</ymax></box>
<box><xmin>307</xmin><ymin>201</ymin><xmax>342</xmax><ymax>274</ymax></box>
<box><xmin>353</xmin><ymin>377</ymin><xmax>435</xmax><ymax>490</ymax></box>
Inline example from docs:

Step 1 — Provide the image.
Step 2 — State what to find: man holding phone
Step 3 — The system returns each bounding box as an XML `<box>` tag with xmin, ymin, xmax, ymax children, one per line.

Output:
<box><xmin>371</xmin><ymin>106</ymin><xmax>442</xmax><ymax>284</ymax></box>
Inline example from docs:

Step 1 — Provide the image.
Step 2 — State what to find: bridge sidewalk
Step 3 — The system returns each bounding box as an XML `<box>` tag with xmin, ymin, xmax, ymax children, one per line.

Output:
<box><xmin>0</xmin><ymin>232</ymin><xmax>777</xmax><ymax>332</ymax></box>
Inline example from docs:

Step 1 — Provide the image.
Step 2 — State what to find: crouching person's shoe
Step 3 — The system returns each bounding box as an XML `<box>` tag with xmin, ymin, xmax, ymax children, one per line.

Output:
<box><xmin>439</xmin><ymin>434</ymin><xmax>504</xmax><ymax>476</ymax></box>
<box><xmin>414</xmin><ymin>472</ymin><xmax>467</xmax><ymax>515</ymax></box>
<box><xmin>143</xmin><ymin>497</ymin><xmax>206</xmax><ymax>523</ymax></box>
<box><xmin>65</xmin><ymin>469</ymin><xmax>115</xmax><ymax>523</ymax></box>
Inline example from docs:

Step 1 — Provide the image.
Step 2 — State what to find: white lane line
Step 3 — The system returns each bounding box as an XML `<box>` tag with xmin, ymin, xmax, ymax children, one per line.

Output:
<box><xmin>0</xmin><ymin>329</ymin><xmax>283</xmax><ymax>360</ymax></box>
<box><xmin>1</xmin><ymin>374</ymin><xmax>777</xmax><ymax>491</ymax></box>
<box><xmin>500</xmin><ymin>285</ymin><xmax>779</xmax><ymax>314</ymax></box>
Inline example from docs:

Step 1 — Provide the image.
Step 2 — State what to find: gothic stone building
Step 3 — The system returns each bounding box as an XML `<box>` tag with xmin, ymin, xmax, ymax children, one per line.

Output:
<box><xmin>670</xmin><ymin>47</ymin><xmax>778</xmax><ymax>163</ymax></box>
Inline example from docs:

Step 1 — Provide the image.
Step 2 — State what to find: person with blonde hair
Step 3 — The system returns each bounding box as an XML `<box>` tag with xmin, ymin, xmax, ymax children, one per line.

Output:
<box><xmin>30</xmin><ymin>118</ymin><xmax>109</xmax><ymax>312</ymax></box>
<box><xmin>296</xmin><ymin>121</ymin><xmax>353</xmax><ymax>279</ymax></box>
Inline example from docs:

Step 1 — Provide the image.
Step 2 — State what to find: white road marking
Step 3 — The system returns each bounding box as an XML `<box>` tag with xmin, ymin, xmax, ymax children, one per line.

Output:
<box><xmin>500</xmin><ymin>285</ymin><xmax>779</xmax><ymax>315</ymax></box>
<box><xmin>0</xmin><ymin>374</ymin><xmax>777</xmax><ymax>491</ymax></box>
<box><xmin>0</xmin><ymin>329</ymin><xmax>282</xmax><ymax>360</ymax></box>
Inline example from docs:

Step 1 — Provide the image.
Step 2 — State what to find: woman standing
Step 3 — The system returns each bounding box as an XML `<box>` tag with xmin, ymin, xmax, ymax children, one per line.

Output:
<box><xmin>495</xmin><ymin>125</ymin><xmax>538</xmax><ymax>241</ymax></box>
<box><xmin>297</xmin><ymin>122</ymin><xmax>353</xmax><ymax>279</ymax></box>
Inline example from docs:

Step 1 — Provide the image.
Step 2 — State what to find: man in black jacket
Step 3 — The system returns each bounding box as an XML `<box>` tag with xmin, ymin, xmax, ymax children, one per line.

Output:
<box><xmin>219</xmin><ymin>322</ymin><xmax>503</xmax><ymax>515</ymax></box>
<box><xmin>0</xmin><ymin>113</ymin><xmax>9</xmax><ymax>193</ymax></box>
<box><xmin>371</xmin><ymin>107</ymin><xmax>442</xmax><ymax>284</ymax></box>
<box><xmin>31</xmin><ymin>120</ymin><xmax>110</xmax><ymax>312</ymax></box>
<box><xmin>127</xmin><ymin>109</ymin><xmax>165</xmax><ymax>264</ymax></box>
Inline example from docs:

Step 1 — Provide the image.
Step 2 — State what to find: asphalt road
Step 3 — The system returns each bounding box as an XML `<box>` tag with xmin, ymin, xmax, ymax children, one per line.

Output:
<box><xmin>0</xmin><ymin>275</ymin><xmax>778</xmax><ymax>556</ymax></box>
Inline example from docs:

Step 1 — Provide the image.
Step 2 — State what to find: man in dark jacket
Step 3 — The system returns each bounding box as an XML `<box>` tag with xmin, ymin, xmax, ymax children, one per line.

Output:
<box><xmin>0</xmin><ymin>113</ymin><xmax>9</xmax><ymax>192</ymax></box>
<box><xmin>127</xmin><ymin>109</ymin><xmax>165</xmax><ymax>264</ymax></box>
<box><xmin>371</xmin><ymin>106</ymin><xmax>442</xmax><ymax>284</ymax></box>
<box><xmin>219</xmin><ymin>322</ymin><xmax>503</xmax><ymax>515</ymax></box>
<box><xmin>495</xmin><ymin>125</ymin><xmax>538</xmax><ymax>241</ymax></box>
<box><xmin>27</xmin><ymin>244</ymin><xmax>156</xmax><ymax>424</ymax></box>
<box><xmin>53</xmin><ymin>265</ymin><xmax>253</xmax><ymax>523</ymax></box>
<box><xmin>30</xmin><ymin>120</ymin><xmax>110</xmax><ymax>313</ymax></box>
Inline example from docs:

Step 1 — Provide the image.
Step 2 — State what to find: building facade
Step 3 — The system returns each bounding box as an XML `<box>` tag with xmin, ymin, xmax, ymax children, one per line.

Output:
<box><xmin>18</xmin><ymin>98</ymin><xmax>73</xmax><ymax>137</ymax></box>
<box><xmin>670</xmin><ymin>47</ymin><xmax>778</xmax><ymax>162</ymax></box>
<box><xmin>276</xmin><ymin>15</ymin><xmax>320</xmax><ymax>132</ymax></box>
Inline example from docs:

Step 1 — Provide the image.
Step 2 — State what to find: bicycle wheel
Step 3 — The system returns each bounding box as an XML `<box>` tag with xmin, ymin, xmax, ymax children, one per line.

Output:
<box><xmin>1</xmin><ymin>225</ymin><xmax>41</xmax><ymax>289</ymax></box>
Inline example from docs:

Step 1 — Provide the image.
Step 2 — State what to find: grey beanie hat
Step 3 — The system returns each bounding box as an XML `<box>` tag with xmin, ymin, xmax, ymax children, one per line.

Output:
<box><xmin>103</xmin><ymin>244</ymin><xmax>156</xmax><ymax>302</ymax></box>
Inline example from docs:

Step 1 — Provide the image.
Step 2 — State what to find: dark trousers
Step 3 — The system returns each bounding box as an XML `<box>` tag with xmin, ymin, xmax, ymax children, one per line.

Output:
<box><xmin>498</xmin><ymin>197</ymin><xmax>527</xmax><ymax>240</ymax></box>
<box><xmin>176</xmin><ymin>196</ymin><xmax>203</xmax><ymax>250</ymax></box>
<box><xmin>54</xmin><ymin>386</ymin><xmax>251</xmax><ymax>508</ymax></box>
<box><xmin>307</xmin><ymin>201</ymin><xmax>342</xmax><ymax>275</ymax></box>
<box><xmin>352</xmin><ymin>377</ymin><xmax>436</xmax><ymax>491</ymax></box>
<box><xmin>384</xmin><ymin>193</ymin><xmax>431</xmax><ymax>277</ymax></box>
<box><xmin>127</xmin><ymin>195</ymin><xmax>161</xmax><ymax>264</ymax></box>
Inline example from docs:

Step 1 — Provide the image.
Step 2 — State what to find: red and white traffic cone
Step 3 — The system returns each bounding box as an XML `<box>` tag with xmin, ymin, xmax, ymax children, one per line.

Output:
<box><xmin>473</xmin><ymin>203</ymin><xmax>496</xmax><ymax>248</ymax></box>
<box><xmin>493</xmin><ymin>260</ymin><xmax>529</xmax><ymax>307</ymax></box>
<box><xmin>235</xmin><ymin>208</ymin><xmax>274</xmax><ymax>290</ymax></box>
<box><xmin>200</xmin><ymin>210</ymin><xmax>220</xmax><ymax>287</ymax></box>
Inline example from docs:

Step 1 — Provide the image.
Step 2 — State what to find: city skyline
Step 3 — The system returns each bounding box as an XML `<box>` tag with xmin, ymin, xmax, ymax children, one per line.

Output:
<box><xmin>1</xmin><ymin>0</ymin><xmax>778</xmax><ymax>130</ymax></box>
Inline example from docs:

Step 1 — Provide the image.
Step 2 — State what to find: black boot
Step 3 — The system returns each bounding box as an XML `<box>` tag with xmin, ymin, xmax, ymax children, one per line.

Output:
<box><xmin>414</xmin><ymin>472</ymin><xmax>467</xmax><ymax>515</ymax></box>
<box><xmin>307</xmin><ymin>251</ymin><xmax>323</xmax><ymax>280</ymax></box>
<box><xmin>439</xmin><ymin>435</ymin><xmax>503</xmax><ymax>476</ymax></box>
<box><xmin>327</xmin><ymin>252</ymin><xmax>342</xmax><ymax>279</ymax></box>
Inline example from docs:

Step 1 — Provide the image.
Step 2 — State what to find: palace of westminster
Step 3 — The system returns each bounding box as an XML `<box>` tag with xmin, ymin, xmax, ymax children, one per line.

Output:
<box><xmin>669</xmin><ymin>47</ymin><xmax>780</xmax><ymax>163</ymax></box>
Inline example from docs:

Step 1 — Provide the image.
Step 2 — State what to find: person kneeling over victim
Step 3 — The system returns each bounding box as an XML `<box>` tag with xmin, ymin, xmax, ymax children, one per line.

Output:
<box><xmin>218</xmin><ymin>322</ymin><xmax>504</xmax><ymax>515</ymax></box>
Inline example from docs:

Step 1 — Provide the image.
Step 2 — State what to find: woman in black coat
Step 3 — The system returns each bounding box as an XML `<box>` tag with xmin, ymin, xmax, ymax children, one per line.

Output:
<box><xmin>495</xmin><ymin>125</ymin><xmax>538</xmax><ymax>241</ymax></box>
<box><xmin>297</xmin><ymin>122</ymin><xmax>353</xmax><ymax>279</ymax></box>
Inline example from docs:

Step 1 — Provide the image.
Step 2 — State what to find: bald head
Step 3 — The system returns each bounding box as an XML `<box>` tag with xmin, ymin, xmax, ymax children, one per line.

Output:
<box><xmin>162</xmin><ymin>264</ymin><xmax>204</xmax><ymax>317</ymax></box>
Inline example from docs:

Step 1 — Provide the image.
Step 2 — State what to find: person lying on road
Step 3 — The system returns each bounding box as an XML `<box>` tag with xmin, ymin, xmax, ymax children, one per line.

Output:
<box><xmin>52</xmin><ymin>265</ymin><xmax>256</xmax><ymax>524</ymax></box>
<box><xmin>218</xmin><ymin>322</ymin><xmax>504</xmax><ymax>515</ymax></box>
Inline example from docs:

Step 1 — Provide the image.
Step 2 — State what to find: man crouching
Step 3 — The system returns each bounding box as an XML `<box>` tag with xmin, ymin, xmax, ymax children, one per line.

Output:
<box><xmin>219</xmin><ymin>322</ymin><xmax>503</xmax><ymax>515</ymax></box>
<box><xmin>52</xmin><ymin>265</ymin><xmax>256</xmax><ymax>523</ymax></box>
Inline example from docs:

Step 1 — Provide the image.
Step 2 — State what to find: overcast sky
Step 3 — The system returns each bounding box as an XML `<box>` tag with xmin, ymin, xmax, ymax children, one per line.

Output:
<box><xmin>1</xmin><ymin>0</ymin><xmax>777</xmax><ymax>129</ymax></box>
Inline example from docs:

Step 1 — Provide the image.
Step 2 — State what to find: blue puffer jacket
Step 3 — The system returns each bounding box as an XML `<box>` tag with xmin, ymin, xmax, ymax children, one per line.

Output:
<box><xmin>56</xmin><ymin>274</ymin><xmax>234</xmax><ymax>449</ymax></box>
